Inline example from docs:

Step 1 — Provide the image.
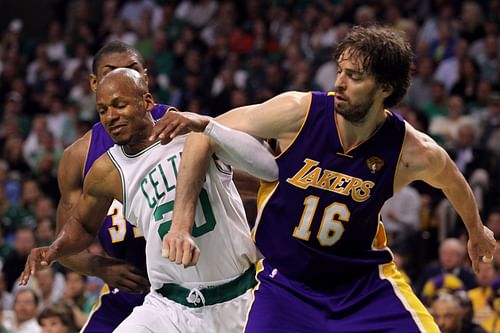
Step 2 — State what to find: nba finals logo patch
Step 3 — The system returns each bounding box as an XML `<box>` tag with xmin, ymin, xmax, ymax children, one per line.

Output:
<box><xmin>366</xmin><ymin>156</ymin><xmax>384</xmax><ymax>174</ymax></box>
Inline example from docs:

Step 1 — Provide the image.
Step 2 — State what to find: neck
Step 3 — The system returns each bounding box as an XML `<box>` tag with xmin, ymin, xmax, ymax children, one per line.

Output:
<box><xmin>336</xmin><ymin>106</ymin><xmax>387</xmax><ymax>151</ymax></box>
<box><xmin>122</xmin><ymin>121</ymin><xmax>155</xmax><ymax>155</ymax></box>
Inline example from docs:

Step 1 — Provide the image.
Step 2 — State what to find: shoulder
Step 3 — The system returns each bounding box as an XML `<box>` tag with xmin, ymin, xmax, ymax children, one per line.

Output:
<box><xmin>84</xmin><ymin>152</ymin><xmax>120</xmax><ymax>199</ymax></box>
<box><xmin>61</xmin><ymin>130</ymin><xmax>92</xmax><ymax>168</ymax></box>
<box><xmin>398</xmin><ymin>123</ymin><xmax>448</xmax><ymax>184</ymax></box>
<box><xmin>58</xmin><ymin>130</ymin><xmax>92</xmax><ymax>189</ymax></box>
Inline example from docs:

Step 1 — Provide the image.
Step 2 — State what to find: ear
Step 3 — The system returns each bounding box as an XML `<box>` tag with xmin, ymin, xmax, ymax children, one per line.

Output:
<box><xmin>381</xmin><ymin>83</ymin><xmax>394</xmax><ymax>98</ymax></box>
<box><xmin>143</xmin><ymin>92</ymin><xmax>155</xmax><ymax>112</ymax></box>
<box><xmin>89</xmin><ymin>74</ymin><xmax>98</xmax><ymax>93</ymax></box>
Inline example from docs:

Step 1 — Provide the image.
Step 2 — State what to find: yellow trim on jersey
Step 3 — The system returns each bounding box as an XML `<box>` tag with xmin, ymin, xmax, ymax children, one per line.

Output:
<box><xmin>371</xmin><ymin>220</ymin><xmax>388</xmax><ymax>250</ymax></box>
<box><xmin>79</xmin><ymin>284</ymin><xmax>111</xmax><ymax>333</ymax></box>
<box><xmin>243</xmin><ymin>259</ymin><xmax>266</xmax><ymax>332</ymax></box>
<box><xmin>379</xmin><ymin>262</ymin><xmax>440</xmax><ymax>333</ymax></box>
<box><xmin>274</xmin><ymin>92</ymin><xmax>313</xmax><ymax>159</ymax></box>
<box><xmin>252</xmin><ymin>181</ymin><xmax>279</xmax><ymax>241</ymax></box>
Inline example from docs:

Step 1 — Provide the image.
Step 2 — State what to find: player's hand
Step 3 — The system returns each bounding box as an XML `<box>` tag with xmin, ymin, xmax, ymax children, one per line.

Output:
<box><xmin>162</xmin><ymin>229</ymin><xmax>200</xmax><ymax>267</ymax></box>
<box><xmin>19</xmin><ymin>246</ymin><xmax>58</xmax><ymax>286</ymax></box>
<box><xmin>95</xmin><ymin>257</ymin><xmax>150</xmax><ymax>293</ymax></box>
<box><xmin>149</xmin><ymin>108</ymin><xmax>210</xmax><ymax>145</ymax></box>
<box><xmin>467</xmin><ymin>225</ymin><xmax>496</xmax><ymax>273</ymax></box>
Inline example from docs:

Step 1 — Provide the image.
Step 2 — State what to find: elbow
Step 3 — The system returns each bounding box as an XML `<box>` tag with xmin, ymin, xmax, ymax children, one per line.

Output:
<box><xmin>258</xmin><ymin>163</ymin><xmax>279</xmax><ymax>182</ymax></box>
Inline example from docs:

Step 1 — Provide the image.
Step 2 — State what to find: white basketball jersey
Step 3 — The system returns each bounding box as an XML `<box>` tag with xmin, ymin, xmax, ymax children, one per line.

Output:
<box><xmin>107</xmin><ymin>136</ymin><xmax>257</xmax><ymax>290</ymax></box>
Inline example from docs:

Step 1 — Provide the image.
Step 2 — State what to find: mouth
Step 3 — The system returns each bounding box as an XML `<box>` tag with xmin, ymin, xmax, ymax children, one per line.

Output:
<box><xmin>335</xmin><ymin>94</ymin><xmax>348</xmax><ymax>102</ymax></box>
<box><xmin>109</xmin><ymin>124</ymin><xmax>127</xmax><ymax>135</ymax></box>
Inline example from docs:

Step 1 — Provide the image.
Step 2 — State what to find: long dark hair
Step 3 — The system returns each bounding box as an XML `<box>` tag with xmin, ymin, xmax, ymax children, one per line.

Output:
<box><xmin>335</xmin><ymin>26</ymin><xmax>413</xmax><ymax>108</ymax></box>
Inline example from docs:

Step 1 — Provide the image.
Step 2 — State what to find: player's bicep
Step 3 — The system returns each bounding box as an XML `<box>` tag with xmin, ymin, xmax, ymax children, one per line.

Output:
<box><xmin>56</xmin><ymin>141</ymin><xmax>88</xmax><ymax>233</ymax></box>
<box><xmin>415</xmin><ymin>141</ymin><xmax>455</xmax><ymax>190</ymax></box>
<box><xmin>215</xmin><ymin>91</ymin><xmax>310</xmax><ymax>140</ymax></box>
<box><xmin>75</xmin><ymin>190</ymin><xmax>113</xmax><ymax>236</ymax></box>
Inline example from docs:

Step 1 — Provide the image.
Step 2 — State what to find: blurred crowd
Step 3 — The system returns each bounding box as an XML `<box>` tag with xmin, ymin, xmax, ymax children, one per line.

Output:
<box><xmin>0</xmin><ymin>0</ymin><xmax>500</xmax><ymax>332</ymax></box>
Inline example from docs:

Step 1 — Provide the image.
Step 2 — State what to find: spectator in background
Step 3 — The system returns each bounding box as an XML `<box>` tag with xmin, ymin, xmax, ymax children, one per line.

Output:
<box><xmin>0</xmin><ymin>273</ymin><xmax>13</xmax><ymax>312</ymax></box>
<box><xmin>61</xmin><ymin>272</ymin><xmax>95</xmax><ymax>330</ymax></box>
<box><xmin>37</xmin><ymin>303</ymin><xmax>76</xmax><ymax>333</ymax></box>
<box><xmin>473</xmin><ymin>34</ymin><xmax>500</xmax><ymax>84</ymax></box>
<box><xmin>405</xmin><ymin>56</ymin><xmax>435</xmax><ymax>111</ymax></box>
<box><xmin>422</xmin><ymin>80</ymin><xmax>448</xmax><ymax>119</ymax></box>
<box><xmin>34</xmin><ymin>218</ymin><xmax>55</xmax><ymax>247</ymax></box>
<box><xmin>468</xmin><ymin>261</ymin><xmax>497</xmax><ymax>326</ymax></box>
<box><xmin>0</xmin><ymin>185</ymin><xmax>34</xmax><ymax>239</ymax></box>
<box><xmin>434</xmin><ymin>39</ymin><xmax>469</xmax><ymax>92</ymax></box>
<box><xmin>2</xmin><ymin>288</ymin><xmax>41</xmax><ymax>333</ymax></box>
<box><xmin>479</xmin><ymin>93</ymin><xmax>500</xmax><ymax>156</ymax></box>
<box><xmin>33</xmin><ymin>267</ymin><xmax>64</xmax><ymax>312</ymax></box>
<box><xmin>2</xmin><ymin>228</ymin><xmax>35</xmax><ymax>292</ymax></box>
<box><xmin>2</xmin><ymin>136</ymin><xmax>31</xmax><ymax>175</ymax></box>
<box><xmin>429</xmin><ymin>19</ymin><xmax>457</xmax><ymax>63</ymax></box>
<box><xmin>451</xmin><ymin>57</ymin><xmax>481</xmax><ymax>107</ymax></box>
<box><xmin>431</xmin><ymin>293</ymin><xmax>487</xmax><ymax>333</ymax></box>
<box><xmin>481</xmin><ymin>280</ymin><xmax>500</xmax><ymax>333</ymax></box>
<box><xmin>429</xmin><ymin>95</ymin><xmax>475</xmax><ymax>148</ymax></box>
<box><xmin>458</xmin><ymin>1</ymin><xmax>485</xmax><ymax>44</ymax></box>
<box><xmin>416</xmin><ymin>238</ymin><xmax>477</xmax><ymax>298</ymax></box>
<box><xmin>442</xmin><ymin>123</ymin><xmax>495</xmax><ymax>216</ymax></box>
<box><xmin>381</xmin><ymin>185</ymin><xmax>421</xmax><ymax>247</ymax></box>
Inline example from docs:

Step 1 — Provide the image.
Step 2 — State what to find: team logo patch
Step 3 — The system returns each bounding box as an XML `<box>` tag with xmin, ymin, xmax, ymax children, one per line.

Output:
<box><xmin>366</xmin><ymin>156</ymin><xmax>384</xmax><ymax>174</ymax></box>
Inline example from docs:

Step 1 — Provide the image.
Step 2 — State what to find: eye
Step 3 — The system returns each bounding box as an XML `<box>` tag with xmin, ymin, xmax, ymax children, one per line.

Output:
<box><xmin>97</xmin><ymin>106</ymin><xmax>106</xmax><ymax>115</ymax></box>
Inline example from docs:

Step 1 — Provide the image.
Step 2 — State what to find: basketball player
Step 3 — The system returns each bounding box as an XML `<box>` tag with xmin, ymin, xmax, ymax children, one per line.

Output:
<box><xmin>55</xmin><ymin>41</ymin><xmax>168</xmax><ymax>332</ymax></box>
<box><xmin>155</xmin><ymin>26</ymin><xmax>496</xmax><ymax>332</ymax></box>
<box><xmin>20</xmin><ymin>68</ymin><xmax>278</xmax><ymax>333</ymax></box>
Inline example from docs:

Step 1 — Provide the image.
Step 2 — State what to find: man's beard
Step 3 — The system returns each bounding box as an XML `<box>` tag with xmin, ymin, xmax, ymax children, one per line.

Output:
<box><xmin>335</xmin><ymin>88</ymin><xmax>377</xmax><ymax>124</ymax></box>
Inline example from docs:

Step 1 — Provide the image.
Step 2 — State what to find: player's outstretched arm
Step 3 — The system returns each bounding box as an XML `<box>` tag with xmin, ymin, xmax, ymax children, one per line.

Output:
<box><xmin>55</xmin><ymin>134</ymin><xmax>150</xmax><ymax>292</ymax></box>
<box><xmin>163</xmin><ymin>133</ymin><xmax>209</xmax><ymax>267</ymax></box>
<box><xmin>400</xmin><ymin>126</ymin><xmax>496</xmax><ymax>273</ymax></box>
<box><xmin>20</xmin><ymin>155</ymin><xmax>117</xmax><ymax>285</ymax></box>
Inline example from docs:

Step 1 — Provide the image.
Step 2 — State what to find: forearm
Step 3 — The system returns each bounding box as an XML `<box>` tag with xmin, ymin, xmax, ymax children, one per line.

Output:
<box><xmin>204</xmin><ymin>120</ymin><xmax>278</xmax><ymax>181</ymax></box>
<box><xmin>171</xmin><ymin>133</ymin><xmax>212</xmax><ymax>232</ymax></box>
<box><xmin>440</xmin><ymin>160</ymin><xmax>482</xmax><ymax>233</ymax></box>
<box><xmin>51</xmin><ymin>216</ymin><xmax>96</xmax><ymax>261</ymax></box>
<box><xmin>58</xmin><ymin>252</ymin><xmax>106</xmax><ymax>277</ymax></box>
<box><xmin>56</xmin><ymin>201</ymin><xmax>100</xmax><ymax>275</ymax></box>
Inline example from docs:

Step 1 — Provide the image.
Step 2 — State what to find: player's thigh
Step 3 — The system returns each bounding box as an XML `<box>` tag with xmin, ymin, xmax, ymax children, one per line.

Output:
<box><xmin>208</xmin><ymin>289</ymin><xmax>253</xmax><ymax>333</ymax></box>
<box><xmin>113</xmin><ymin>293</ymin><xmax>185</xmax><ymax>333</ymax></box>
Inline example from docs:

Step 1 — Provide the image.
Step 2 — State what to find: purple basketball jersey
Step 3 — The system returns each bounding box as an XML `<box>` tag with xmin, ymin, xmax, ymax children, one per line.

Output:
<box><xmin>246</xmin><ymin>92</ymin><xmax>439</xmax><ymax>332</ymax></box>
<box><xmin>255</xmin><ymin>92</ymin><xmax>403</xmax><ymax>287</ymax></box>
<box><xmin>81</xmin><ymin>104</ymin><xmax>168</xmax><ymax>333</ymax></box>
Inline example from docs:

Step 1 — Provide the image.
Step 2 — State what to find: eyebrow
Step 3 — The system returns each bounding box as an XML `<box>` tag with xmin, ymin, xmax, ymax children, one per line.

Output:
<box><xmin>102</xmin><ymin>62</ymin><xmax>140</xmax><ymax>71</ymax></box>
<box><xmin>344</xmin><ymin>68</ymin><xmax>365</xmax><ymax>76</ymax></box>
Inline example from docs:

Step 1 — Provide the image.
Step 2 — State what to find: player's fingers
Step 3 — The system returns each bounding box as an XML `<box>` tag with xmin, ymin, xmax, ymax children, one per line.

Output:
<box><xmin>161</xmin><ymin>236</ymin><xmax>170</xmax><ymax>258</ymax></box>
<box><xmin>149</xmin><ymin>119</ymin><xmax>169</xmax><ymax>142</ymax></box>
<box><xmin>120</xmin><ymin>272</ymin><xmax>150</xmax><ymax>292</ymax></box>
<box><xmin>19</xmin><ymin>260</ymin><xmax>31</xmax><ymax>285</ymax></box>
<box><xmin>168</xmin><ymin>239</ymin><xmax>178</xmax><ymax>262</ymax></box>
<box><xmin>181</xmin><ymin>242</ymin><xmax>193</xmax><ymax>267</ymax></box>
<box><xmin>471</xmin><ymin>256</ymin><xmax>480</xmax><ymax>274</ymax></box>
<box><xmin>190</xmin><ymin>247</ymin><xmax>201</xmax><ymax>266</ymax></box>
<box><xmin>175</xmin><ymin>240</ymin><xmax>184</xmax><ymax>264</ymax></box>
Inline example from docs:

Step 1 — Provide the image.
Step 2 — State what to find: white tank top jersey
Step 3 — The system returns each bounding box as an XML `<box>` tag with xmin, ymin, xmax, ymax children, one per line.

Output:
<box><xmin>107</xmin><ymin>135</ymin><xmax>257</xmax><ymax>290</ymax></box>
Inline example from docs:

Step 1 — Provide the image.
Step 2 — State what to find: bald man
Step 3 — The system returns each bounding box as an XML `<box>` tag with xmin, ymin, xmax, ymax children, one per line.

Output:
<box><xmin>20</xmin><ymin>68</ymin><xmax>278</xmax><ymax>333</ymax></box>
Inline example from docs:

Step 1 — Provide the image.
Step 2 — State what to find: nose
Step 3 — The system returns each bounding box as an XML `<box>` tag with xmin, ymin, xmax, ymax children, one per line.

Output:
<box><xmin>334</xmin><ymin>71</ymin><xmax>346</xmax><ymax>92</ymax></box>
<box><xmin>103</xmin><ymin>107</ymin><xmax>120</xmax><ymax>124</ymax></box>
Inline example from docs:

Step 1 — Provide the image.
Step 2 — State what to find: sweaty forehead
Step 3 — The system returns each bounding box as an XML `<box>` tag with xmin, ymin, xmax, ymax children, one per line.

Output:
<box><xmin>337</xmin><ymin>50</ymin><xmax>365</xmax><ymax>72</ymax></box>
